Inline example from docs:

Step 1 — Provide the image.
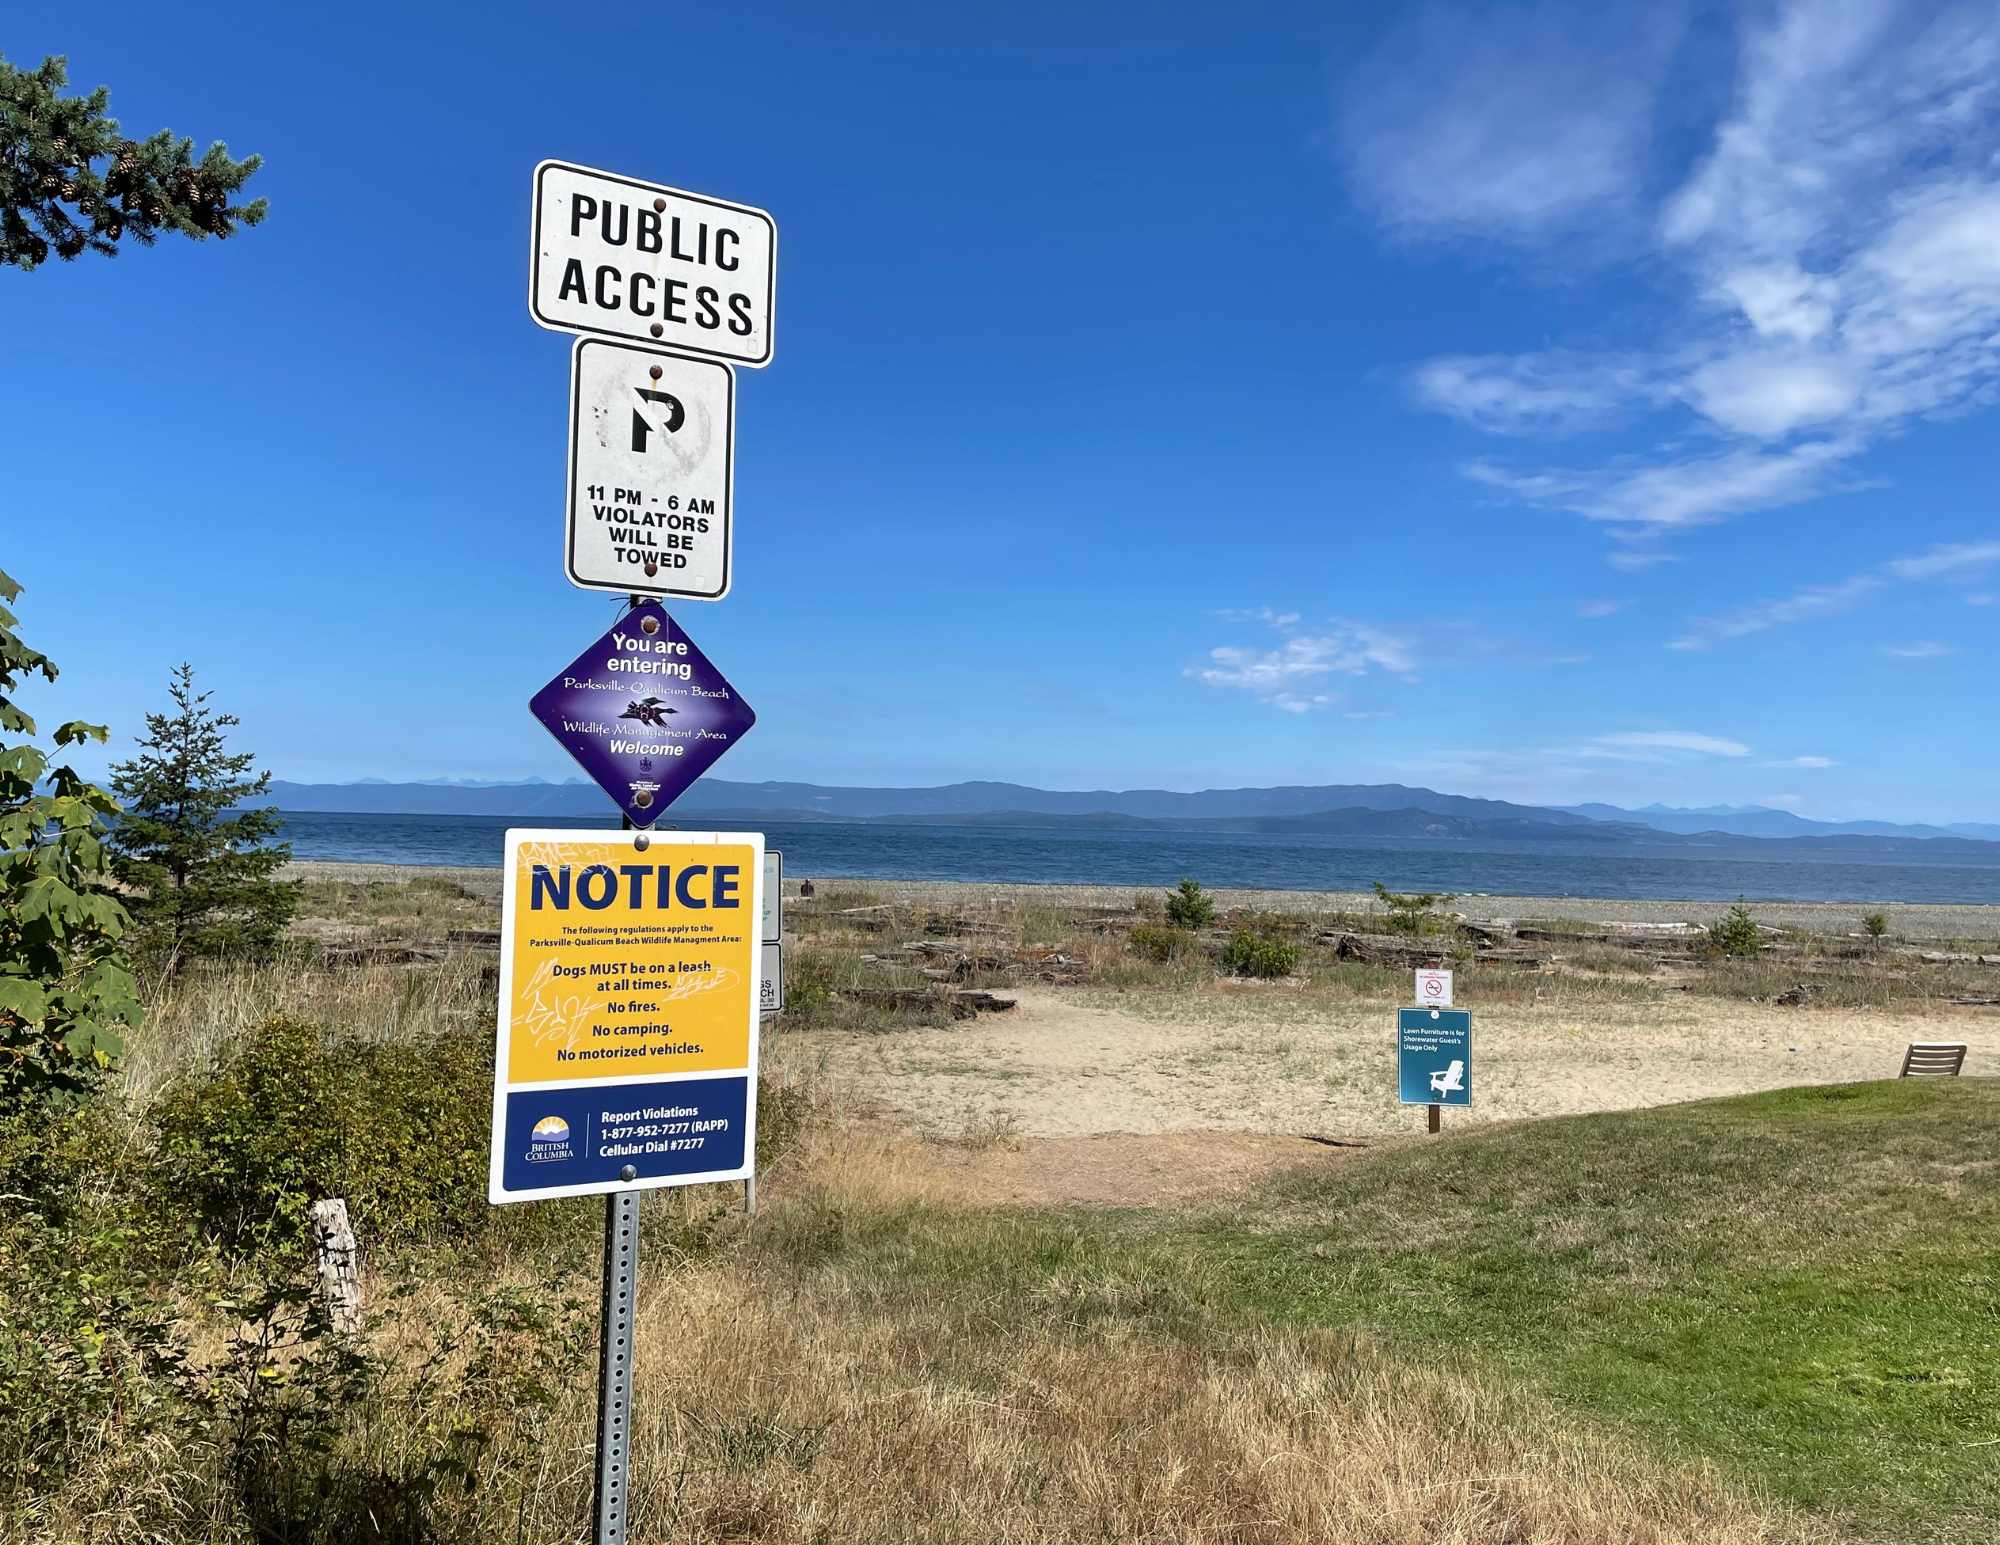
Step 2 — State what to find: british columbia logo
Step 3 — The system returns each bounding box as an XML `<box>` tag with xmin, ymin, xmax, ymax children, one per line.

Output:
<box><xmin>527</xmin><ymin>1114</ymin><xmax>574</xmax><ymax>1163</ymax></box>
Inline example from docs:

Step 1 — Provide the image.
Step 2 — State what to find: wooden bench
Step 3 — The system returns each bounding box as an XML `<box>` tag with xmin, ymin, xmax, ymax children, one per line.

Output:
<box><xmin>1899</xmin><ymin>1042</ymin><xmax>1968</xmax><ymax>1078</ymax></box>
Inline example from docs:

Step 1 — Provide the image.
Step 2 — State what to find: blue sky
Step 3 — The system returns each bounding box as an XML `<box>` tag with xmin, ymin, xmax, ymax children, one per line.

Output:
<box><xmin>5</xmin><ymin>1</ymin><xmax>1996</xmax><ymax>822</ymax></box>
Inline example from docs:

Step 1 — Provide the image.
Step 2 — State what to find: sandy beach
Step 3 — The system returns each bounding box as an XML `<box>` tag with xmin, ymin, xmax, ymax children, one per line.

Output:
<box><xmin>285</xmin><ymin>860</ymin><xmax>2000</xmax><ymax>1158</ymax></box>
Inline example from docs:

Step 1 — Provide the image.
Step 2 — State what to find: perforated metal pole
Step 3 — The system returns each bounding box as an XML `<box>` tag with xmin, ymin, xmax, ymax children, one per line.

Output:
<box><xmin>594</xmin><ymin>1178</ymin><xmax>640</xmax><ymax>1545</ymax></box>
<box><xmin>599</xmin><ymin>753</ymin><xmax>646</xmax><ymax>1545</ymax></box>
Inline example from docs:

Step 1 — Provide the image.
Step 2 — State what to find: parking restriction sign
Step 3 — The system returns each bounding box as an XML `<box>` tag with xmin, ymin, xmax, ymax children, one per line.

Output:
<box><xmin>566</xmin><ymin>338</ymin><xmax>734</xmax><ymax>600</ymax></box>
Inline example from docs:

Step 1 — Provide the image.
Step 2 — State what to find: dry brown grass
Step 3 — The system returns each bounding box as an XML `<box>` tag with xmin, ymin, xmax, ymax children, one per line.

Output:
<box><xmin>122</xmin><ymin>944</ymin><xmax>494</xmax><ymax>1107</ymax></box>
<box><xmin>365</xmin><ymin>1130</ymin><xmax>1834</xmax><ymax>1543</ymax></box>
<box><xmin>617</xmin><ymin>1298</ymin><xmax>1822</xmax><ymax>1544</ymax></box>
<box><xmin>545</xmin><ymin>1123</ymin><xmax>1825</xmax><ymax>1544</ymax></box>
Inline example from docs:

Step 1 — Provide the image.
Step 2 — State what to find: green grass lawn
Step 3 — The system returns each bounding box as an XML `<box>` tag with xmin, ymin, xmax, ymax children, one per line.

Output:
<box><xmin>755</xmin><ymin>1078</ymin><xmax>2000</xmax><ymax>1542</ymax></box>
<box><xmin>1219</xmin><ymin>1078</ymin><xmax>2000</xmax><ymax>1542</ymax></box>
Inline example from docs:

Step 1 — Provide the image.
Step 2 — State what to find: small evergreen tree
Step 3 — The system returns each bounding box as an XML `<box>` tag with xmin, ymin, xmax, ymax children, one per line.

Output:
<box><xmin>1</xmin><ymin>53</ymin><xmax>265</xmax><ymax>270</ymax></box>
<box><xmin>1164</xmin><ymin>877</ymin><xmax>1214</xmax><ymax>929</ymax></box>
<box><xmin>0</xmin><ymin>570</ymin><xmax>138</xmax><ymax>1100</ymax></box>
<box><xmin>1372</xmin><ymin>881</ymin><xmax>1454</xmax><ymax>936</ymax></box>
<box><xmin>108</xmin><ymin>665</ymin><xmax>295</xmax><ymax>971</ymax></box>
<box><xmin>1706</xmin><ymin>901</ymin><xmax>1764</xmax><ymax>960</ymax></box>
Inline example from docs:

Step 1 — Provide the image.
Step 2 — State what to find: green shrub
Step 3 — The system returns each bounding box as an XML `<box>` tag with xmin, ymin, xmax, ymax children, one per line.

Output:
<box><xmin>1706</xmin><ymin>902</ymin><xmax>1764</xmax><ymax>959</ymax></box>
<box><xmin>197</xmin><ymin>1273</ymin><xmax>590</xmax><ymax>1545</ymax></box>
<box><xmin>152</xmin><ymin>1014</ymin><xmax>493</xmax><ymax>1254</ymax></box>
<box><xmin>0</xmin><ymin>1098</ymin><xmax>194</xmax><ymax>1508</ymax></box>
<box><xmin>756</xmin><ymin>1070</ymin><xmax>812</xmax><ymax>1172</ymax></box>
<box><xmin>1862</xmin><ymin>911</ymin><xmax>1889</xmax><ymax>941</ymax></box>
<box><xmin>781</xmin><ymin>946</ymin><xmax>839</xmax><ymax>1021</ymax></box>
<box><xmin>1163</xmin><ymin>877</ymin><xmax>1214</xmax><ymax>930</ymax></box>
<box><xmin>1219</xmin><ymin>929</ymin><xmax>1300</xmax><ymax>979</ymax></box>
<box><xmin>1372</xmin><ymin>881</ymin><xmax>1455</xmax><ymax>937</ymax></box>
<box><xmin>1129</xmin><ymin>922</ymin><xmax>1185</xmax><ymax>962</ymax></box>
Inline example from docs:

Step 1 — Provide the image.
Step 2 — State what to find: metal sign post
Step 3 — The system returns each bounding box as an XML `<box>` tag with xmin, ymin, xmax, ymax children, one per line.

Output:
<box><xmin>517</xmin><ymin>155</ymin><xmax>777</xmax><ymax>1545</ymax></box>
<box><xmin>593</xmin><ymin>1178</ymin><xmax>639</xmax><ymax>1545</ymax></box>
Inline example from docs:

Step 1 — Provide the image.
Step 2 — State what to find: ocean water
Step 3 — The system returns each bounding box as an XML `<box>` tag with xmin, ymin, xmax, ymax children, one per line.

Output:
<box><xmin>273</xmin><ymin>810</ymin><xmax>2000</xmax><ymax>905</ymax></box>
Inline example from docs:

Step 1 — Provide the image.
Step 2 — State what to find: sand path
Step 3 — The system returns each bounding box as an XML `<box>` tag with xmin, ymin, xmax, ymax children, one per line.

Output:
<box><xmin>800</xmin><ymin>985</ymin><xmax>2000</xmax><ymax>1143</ymax></box>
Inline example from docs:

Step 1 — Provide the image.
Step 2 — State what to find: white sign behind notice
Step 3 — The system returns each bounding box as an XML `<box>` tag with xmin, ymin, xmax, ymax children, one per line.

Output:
<box><xmin>1414</xmin><ymin>968</ymin><xmax>1453</xmax><ymax>1007</ymax></box>
<box><xmin>530</xmin><ymin>160</ymin><xmax>775</xmax><ymax>366</ymax></box>
<box><xmin>565</xmin><ymin>338</ymin><xmax>734</xmax><ymax>599</ymax></box>
<box><xmin>761</xmin><ymin>851</ymin><xmax>783</xmax><ymax>944</ymax></box>
<box><xmin>760</xmin><ymin>941</ymin><xmax>784</xmax><ymax>1017</ymax></box>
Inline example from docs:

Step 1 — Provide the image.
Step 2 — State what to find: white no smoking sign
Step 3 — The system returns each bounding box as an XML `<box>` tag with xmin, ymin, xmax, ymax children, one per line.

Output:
<box><xmin>1414</xmin><ymin>968</ymin><xmax>1453</xmax><ymax>1007</ymax></box>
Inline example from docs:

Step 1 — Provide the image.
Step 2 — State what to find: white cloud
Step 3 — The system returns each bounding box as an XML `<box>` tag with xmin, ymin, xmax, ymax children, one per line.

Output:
<box><xmin>1672</xmin><ymin>537</ymin><xmax>2000</xmax><ymax>648</ymax></box>
<box><xmin>1215</xmin><ymin>606</ymin><xmax>1301</xmax><ymax>630</ymax></box>
<box><xmin>1339</xmin><ymin>4</ymin><xmax>1683</xmax><ymax>243</ymax></box>
<box><xmin>1189</xmin><ymin>618</ymin><xmax>1417</xmax><ymax>712</ymax></box>
<box><xmin>1606</xmin><ymin>546</ymin><xmax>1679</xmax><ymax>572</ymax></box>
<box><xmin>1379</xmin><ymin>2</ymin><xmax>2000</xmax><ymax>546</ymax></box>
<box><xmin>1882</xmin><ymin>541</ymin><xmax>2000</xmax><ymax>580</ymax></box>
<box><xmin>1763</xmin><ymin>754</ymin><xmax>1837</xmax><ymax>768</ymax></box>
<box><xmin>1714</xmin><ymin>263</ymin><xmax>1839</xmax><ymax>343</ymax></box>
<box><xmin>1412</xmin><ymin>354</ymin><xmax>1665</xmax><ymax>435</ymax></box>
<box><xmin>1671</xmin><ymin>572</ymin><xmax>1883</xmax><ymax>649</ymax></box>
<box><xmin>1883</xmin><ymin>640</ymin><xmax>1955</xmax><ymax>658</ymax></box>
<box><xmin>1576</xmin><ymin>599</ymin><xmax>1626</xmax><ymax>618</ymax></box>
<box><xmin>1683</xmin><ymin>350</ymin><xmax>1861</xmax><ymax>438</ymax></box>
<box><xmin>1467</xmin><ymin>436</ymin><xmax>1865</xmax><ymax>531</ymax></box>
<box><xmin>1587</xmin><ymin>730</ymin><xmax>1751</xmax><ymax>758</ymax></box>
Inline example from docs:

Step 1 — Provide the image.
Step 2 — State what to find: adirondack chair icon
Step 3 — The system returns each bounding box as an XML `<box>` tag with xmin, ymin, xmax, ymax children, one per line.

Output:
<box><xmin>1429</xmin><ymin>1060</ymin><xmax>1465</xmax><ymax>1098</ymax></box>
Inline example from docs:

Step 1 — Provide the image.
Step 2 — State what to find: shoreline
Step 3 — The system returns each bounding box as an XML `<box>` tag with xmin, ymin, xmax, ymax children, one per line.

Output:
<box><xmin>282</xmin><ymin>859</ymin><xmax>2000</xmax><ymax>936</ymax></box>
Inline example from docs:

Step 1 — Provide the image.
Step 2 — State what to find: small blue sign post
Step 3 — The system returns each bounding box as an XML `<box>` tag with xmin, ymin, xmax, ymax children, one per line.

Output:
<box><xmin>1398</xmin><ymin>1007</ymin><xmax>1470</xmax><ymax>1133</ymax></box>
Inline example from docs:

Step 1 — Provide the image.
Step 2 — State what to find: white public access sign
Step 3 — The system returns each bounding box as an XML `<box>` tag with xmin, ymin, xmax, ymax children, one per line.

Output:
<box><xmin>530</xmin><ymin>160</ymin><xmax>776</xmax><ymax>366</ymax></box>
<box><xmin>565</xmin><ymin>338</ymin><xmax>734</xmax><ymax>598</ymax></box>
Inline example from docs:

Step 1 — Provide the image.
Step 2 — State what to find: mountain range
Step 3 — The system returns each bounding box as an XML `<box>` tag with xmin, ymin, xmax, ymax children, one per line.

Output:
<box><xmin>258</xmin><ymin>779</ymin><xmax>2000</xmax><ymax>847</ymax></box>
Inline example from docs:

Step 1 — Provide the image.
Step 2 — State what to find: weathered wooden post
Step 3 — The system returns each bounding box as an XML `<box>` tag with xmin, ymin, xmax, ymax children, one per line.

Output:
<box><xmin>308</xmin><ymin>1198</ymin><xmax>363</xmax><ymax>1334</ymax></box>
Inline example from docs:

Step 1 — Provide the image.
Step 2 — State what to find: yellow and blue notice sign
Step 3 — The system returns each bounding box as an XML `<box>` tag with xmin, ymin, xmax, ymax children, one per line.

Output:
<box><xmin>1397</xmin><ymin>1007</ymin><xmax>1471</xmax><ymax>1106</ymax></box>
<box><xmin>488</xmin><ymin>829</ymin><xmax>763</xmax><ymax>1203</ymax></box>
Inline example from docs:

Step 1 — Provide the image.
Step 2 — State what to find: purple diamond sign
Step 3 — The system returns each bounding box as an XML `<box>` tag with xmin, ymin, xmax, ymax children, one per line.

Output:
<box><xmin>530</xmin><ymin>602</ymin><xmax>755</xmax><ymax>826</ymax></box>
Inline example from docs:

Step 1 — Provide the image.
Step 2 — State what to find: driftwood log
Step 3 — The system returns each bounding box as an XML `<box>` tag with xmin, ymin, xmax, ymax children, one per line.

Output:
<box><xmin>319</xmin><ymin>945</ymin><xmax>441</xmax><ymax>969</ymax></box>
<box><xmin>841</xmin><ymin>987</ymin><xmax>1016</xmax><ymax>1021</ymax></box>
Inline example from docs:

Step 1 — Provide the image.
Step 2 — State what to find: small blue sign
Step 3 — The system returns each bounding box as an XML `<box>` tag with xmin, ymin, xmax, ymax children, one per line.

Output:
<box><xmin>1398</xmin><ymin>1008</ymin><xmax>1471</xmax><ymax>1106</ymax></box>
<box><xmin>498</xmin><ymin>1075</ymin><xmax>749</xmax><ymax>1195</ymax></box>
